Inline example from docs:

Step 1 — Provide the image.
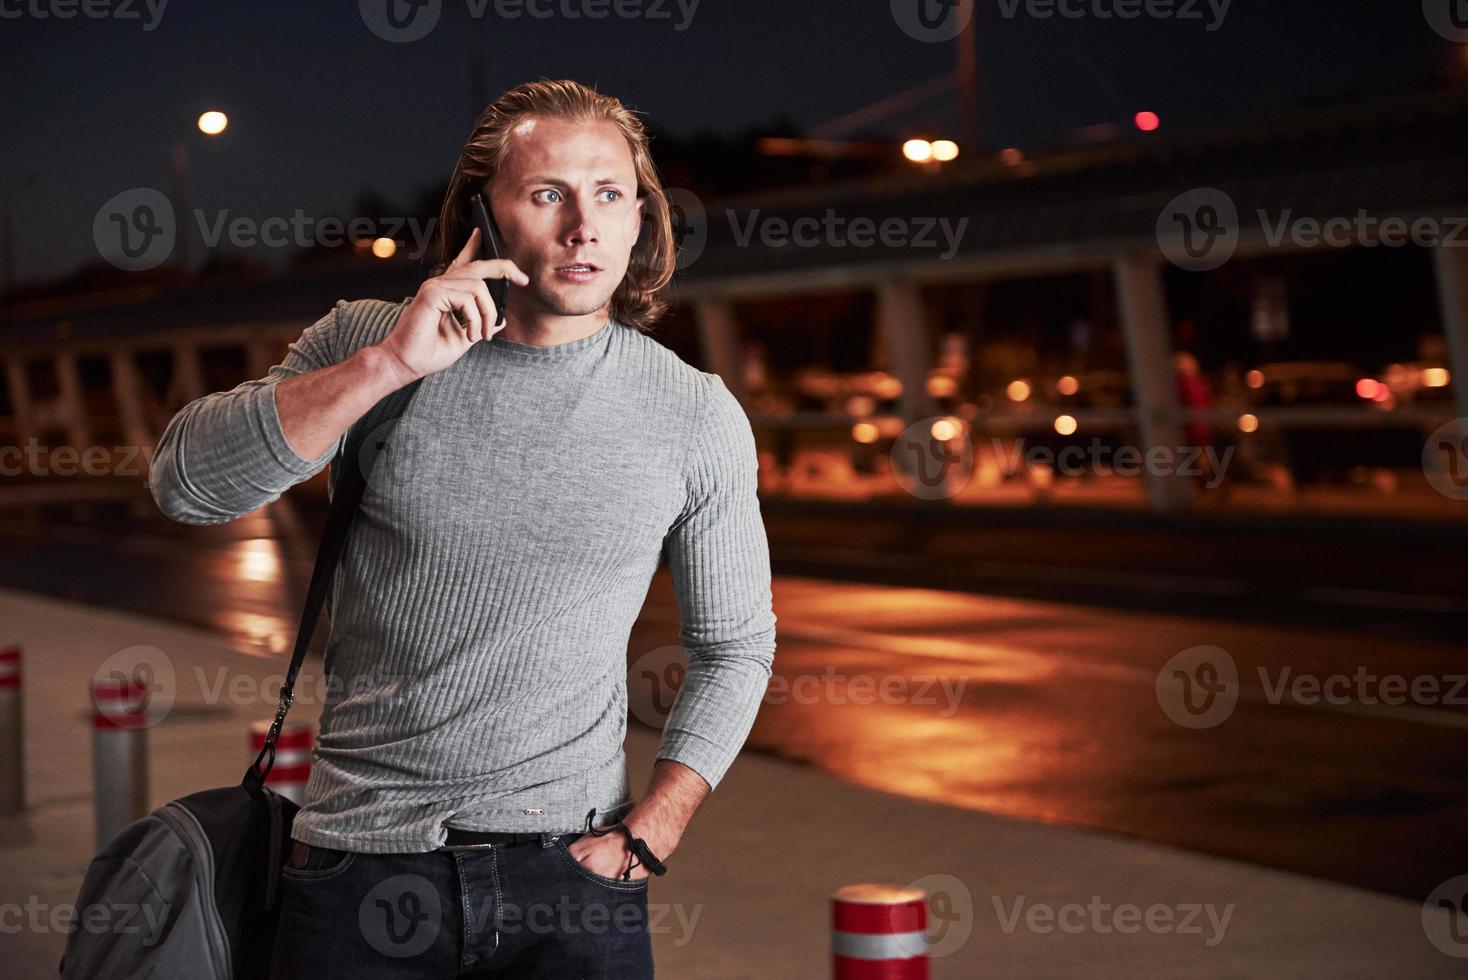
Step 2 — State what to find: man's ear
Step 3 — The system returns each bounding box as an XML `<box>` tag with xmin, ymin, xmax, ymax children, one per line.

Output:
<box><xmin>629</xmin><ymin>194</ymin><xmax>646</xmax><ymax>248</ymax></box>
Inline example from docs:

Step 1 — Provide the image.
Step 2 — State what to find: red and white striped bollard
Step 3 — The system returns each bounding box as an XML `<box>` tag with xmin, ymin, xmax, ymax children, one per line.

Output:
<box><xmin>0</xmin><ymin>645</ymin><xmax>22</xmax><ymax>814</ymax></box>
<box><xmin>832</xmin><ymin>883</ymin><xmax>929</xmax><ymax>979</ymax></box>
<box><xmin>249</xmin><ymin>721</ymin><xmax>312</xmax><ymax>805</ymax></box>
<box><xmin>92</xmin><ymin>670</ymin><xmax>150</xmax><ymax>848</ymax></box>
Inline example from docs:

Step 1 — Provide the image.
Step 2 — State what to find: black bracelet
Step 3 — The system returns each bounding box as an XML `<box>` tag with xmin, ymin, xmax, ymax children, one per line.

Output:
<box><xmin>580</xmin><ymin>807</ymin><xmax>669</xmax><ymax>880</ymax></box>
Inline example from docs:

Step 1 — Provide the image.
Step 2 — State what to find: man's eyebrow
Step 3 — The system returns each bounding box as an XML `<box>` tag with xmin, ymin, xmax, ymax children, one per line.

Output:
<box><xmin>520</xmin><ymin>175</ymin><xmax>633</xmax><ymax>186</ymax></box>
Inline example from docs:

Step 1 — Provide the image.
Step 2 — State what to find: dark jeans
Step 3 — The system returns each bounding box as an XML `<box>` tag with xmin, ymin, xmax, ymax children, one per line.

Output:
<box><xmin>267</xmin><ymin>832</ymin><xmax>653</xmax><ymax>978</ymax></box>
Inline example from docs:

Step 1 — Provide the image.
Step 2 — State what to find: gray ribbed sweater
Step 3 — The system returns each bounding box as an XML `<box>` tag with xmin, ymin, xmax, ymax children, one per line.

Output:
<box><xmin>148</xmin><ymin>298</ymin><xmax>777</xmax><ymax>853</ymax></box>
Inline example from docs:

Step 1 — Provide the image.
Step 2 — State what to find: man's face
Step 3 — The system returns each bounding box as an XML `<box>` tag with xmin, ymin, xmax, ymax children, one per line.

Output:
<box><xmin>487</xmin><ymin>116</ymin><xmax>644</xmax><ymax>321</ymax></box>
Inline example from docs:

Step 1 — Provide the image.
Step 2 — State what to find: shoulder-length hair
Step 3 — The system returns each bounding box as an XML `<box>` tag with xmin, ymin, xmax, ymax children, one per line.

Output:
<box><xmin>428</xmin><ymin>79</ymin><xmax>677</xmax><ymax>333</ymax></box>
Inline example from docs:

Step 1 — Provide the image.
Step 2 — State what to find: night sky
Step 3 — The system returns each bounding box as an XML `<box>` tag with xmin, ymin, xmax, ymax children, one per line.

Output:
<box><xmin>2</xmin><ymin>1</ymin><xmax>1456</xmax><ymax>285</ymax></box>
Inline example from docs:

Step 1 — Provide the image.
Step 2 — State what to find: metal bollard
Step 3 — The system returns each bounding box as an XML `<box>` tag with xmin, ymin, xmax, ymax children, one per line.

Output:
<box><xmin>92</xmin><ymin>670</ymin><xmax>150</xmax><ymax>849</ymax></box>
<box><xmin>0</xmin><ymin>644</ymin><xmax>22</xmax><ymax>815</ymax></box>
<box><xmin>832</xmin><ymin>883</ymin><xmax>929</xmax><ymax>979</ymax></box>
<box><xmin>249</xmin><ymin>721</ymin><xmax>313</xmax><ymax>806</ymax></box>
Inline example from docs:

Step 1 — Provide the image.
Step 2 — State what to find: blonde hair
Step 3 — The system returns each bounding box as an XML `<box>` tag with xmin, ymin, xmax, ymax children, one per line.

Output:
<box><xmin>430</xmin><ymin>79</ymin><xmax>677</xmax><ymax>332</ymax></box>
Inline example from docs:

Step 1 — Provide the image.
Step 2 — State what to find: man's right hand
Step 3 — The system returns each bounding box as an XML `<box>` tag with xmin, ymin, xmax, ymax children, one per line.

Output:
<box><xmin>372</xmin><ymin>226</ymin><xmax>529</xmax><ymax>384</ymax></box>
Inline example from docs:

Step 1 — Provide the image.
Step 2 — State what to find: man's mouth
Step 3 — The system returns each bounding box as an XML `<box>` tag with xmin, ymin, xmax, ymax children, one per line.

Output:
<box><xmin>554</xmin><ymin>262</ymin><xmax>602</xmax><ymax>283</ymax></box>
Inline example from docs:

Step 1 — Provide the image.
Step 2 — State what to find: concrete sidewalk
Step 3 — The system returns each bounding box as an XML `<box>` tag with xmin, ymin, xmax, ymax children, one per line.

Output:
<box><xmin>0</xmin><ymin>587</ymin><xmax>1456</xmax><ymax>978</ymax></box>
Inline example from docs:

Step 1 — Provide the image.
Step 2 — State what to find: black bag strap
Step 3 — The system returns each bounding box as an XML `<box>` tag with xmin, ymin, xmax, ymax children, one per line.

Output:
<box><xmin>244</xmin><ymin>376</ymin><xmax>423</xmax><ymax>791</ymax></box>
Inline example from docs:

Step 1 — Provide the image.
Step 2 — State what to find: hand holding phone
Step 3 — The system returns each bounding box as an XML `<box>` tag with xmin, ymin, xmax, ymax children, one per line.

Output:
<box><xmin>470</xmin><ymin>192</ymin><xmax>510</xmax><ymax>327</ymax></box>
<box><xmin>373</xmin><ymin>207</ymin><xmax>527</xmax><ymax>382</ymax></box>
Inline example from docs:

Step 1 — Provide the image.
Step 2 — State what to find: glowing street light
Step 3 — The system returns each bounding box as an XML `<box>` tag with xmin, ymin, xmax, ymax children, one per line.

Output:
<box><xmin>197</xmin><ymin>110</ymin><xmax>228</xmax><ymax>136</ymax></box>
<box><xmin>1134</xmin><ymin>111</ymin><xmax>1161</xmax><ymax>133</ymax></box>
<box><xmin>903</xmin><ymin>139</ymin><xmax>934</xmax><ymax>163</ymax></box>
<box><xmin>931</xmin><ymin>140</ymin><xmax>959</xmax><ymax>162</ymax></box>
<box><xmin>371</xmin><ymin>237</ymin><xmax>398</xmax><ymax>259</ymax></box>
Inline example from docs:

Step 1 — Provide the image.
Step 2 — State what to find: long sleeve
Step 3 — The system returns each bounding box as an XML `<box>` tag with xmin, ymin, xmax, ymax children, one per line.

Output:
<box><xmin>656</xmin><ymin>373</ymin><xmax>778</xmax><ymax>791</ymax></box>
<box><xmin>147</xmin><ymin>304</ymin><xmax>348</xmax><ymax>525</ymax></box>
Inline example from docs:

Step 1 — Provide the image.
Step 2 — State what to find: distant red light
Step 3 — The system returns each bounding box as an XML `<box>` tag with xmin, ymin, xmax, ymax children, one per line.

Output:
<box><xmin>1134</xmin><ymin>111</ymin><xmax>1160</xmax><ymax>133</ymax></box>
<box><xmin>1355</xmin><ymin>378</ymin><xmax>1381</xmax><ymax>400</ymax></box>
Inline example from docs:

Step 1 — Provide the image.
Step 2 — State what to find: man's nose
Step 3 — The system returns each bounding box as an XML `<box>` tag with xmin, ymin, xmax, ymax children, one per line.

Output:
<box><xmin>563</xmin><ymin>206</ymin><xmax>600</xmax><ymax>245</ymax></box>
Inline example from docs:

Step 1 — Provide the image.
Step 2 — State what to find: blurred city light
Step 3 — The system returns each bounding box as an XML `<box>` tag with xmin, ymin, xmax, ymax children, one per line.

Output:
<box><xmin>1054</xmin><ymin>414</ymin><xmax>1078</xmax><ymax>436</ymax></box>
<box><xmin>1238</xmin><ymin>413</ymin><xmax>1260</xmax><ymax>433</ymax></box>
<box><xmin>931</xmin><ymin>139</ymin><xmax>959</xmax><ymax>162</ymax></box>
<box><xmin>370</xmin><ymin>237</ymin><xmax>397</xmax><ymax>259</ymax></box>
<box><xmin>1134</xmin><ymin>111</ymin><xmax>1160</xmax><ymax>132</ymax></box>
<box><xmin>1056</xmin><ymin>375</ymin><xmax>1079</xmax><ymax>396</ymax></box>
<box><xmin>1006</xmin><ymin>379</ymin><xmax>1032</xmax><ymax>402</ymax></box>
<box><xmin>902</xmin><ymin>139</ymin><xmax>933</xmax><ymax>163</ymax></box>
<box><xmin>197</xmin><ymin>110</ymin><xmax>228</xmax><ymax>136</ymax></box>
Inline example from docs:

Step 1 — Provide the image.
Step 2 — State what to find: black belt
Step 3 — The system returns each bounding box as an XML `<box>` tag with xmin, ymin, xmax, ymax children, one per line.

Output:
<box><xmin>440</xmin><ymin>828</ymin><xmax>545</xmax><ymax>849</ymax></box>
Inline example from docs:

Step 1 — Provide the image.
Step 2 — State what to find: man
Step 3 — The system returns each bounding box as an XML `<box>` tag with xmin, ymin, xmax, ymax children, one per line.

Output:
<box><xmin>149</xmin><ymin>78</ymin><xmax>777</xmax><ymax>978</ymax></box>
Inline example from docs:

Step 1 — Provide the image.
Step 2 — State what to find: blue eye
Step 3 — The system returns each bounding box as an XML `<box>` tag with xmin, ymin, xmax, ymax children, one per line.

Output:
<box><xmin>534</xmin><ymin>189</ymin><xmax>562</xmax><ymax>204</ymax></box>
<box><xmin>599</xmin><ymin>189</ymin><xmax>622</xmax><ymax>203</ymax></box>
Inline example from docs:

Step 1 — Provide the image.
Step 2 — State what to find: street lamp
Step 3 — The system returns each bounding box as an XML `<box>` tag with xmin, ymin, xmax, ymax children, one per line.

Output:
<box><xmin>171</xmin><ymin>110</ymin><xmax>229</xmax><ymax>272</ymax></box>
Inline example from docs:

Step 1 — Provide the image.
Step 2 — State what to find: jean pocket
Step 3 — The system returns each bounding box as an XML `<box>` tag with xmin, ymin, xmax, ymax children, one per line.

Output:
<box><xmin>283</xmin><ymin>844</ymin><xmax>356</xmax><ymax>880</ymax></box>
<box><xmin>552</xmin><ymin>835</ymin><xmax>648</xmax><ymax>892</ymax></box>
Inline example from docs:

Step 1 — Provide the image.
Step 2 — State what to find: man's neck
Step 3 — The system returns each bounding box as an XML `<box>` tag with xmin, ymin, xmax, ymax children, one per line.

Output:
<box><xmin>497</xmin><ymin>308</ymin><xmax>609</xmax><ymax>348</ymax></box>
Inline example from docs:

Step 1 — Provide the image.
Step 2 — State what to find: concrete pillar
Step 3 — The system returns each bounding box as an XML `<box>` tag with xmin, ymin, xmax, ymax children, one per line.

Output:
<box><xmin>109</xmin><ymin>347</ymin><xmax>154</xmax><ymax>456</ymax></box>
<box><xmin>2</xmin><ymin>355</ymin><xmax>37</xmax><ymax>448</ymax></box>
<box><xmin>53</xmin><ymin>350</ymin><xmax>92</xmax><ymax>452</ymax></box>
<box><xmin>1112</xmin><ymin>253</ymin><xmax>1191</xmax><ymax>514</ymax></box>
<box><xmin>876</xmin><ymin>279</ymin><xmax>939</xmax><ymax>422</ymax></box>
<box><xmin>694</xmin><ymin>299</ymin><xmax>747</xmax><ymax>403</ymax></box>
<box><xmin>1432</xmin><ymin>244</ymin><xmax>1468</xmax><ymax>423</ymax></box>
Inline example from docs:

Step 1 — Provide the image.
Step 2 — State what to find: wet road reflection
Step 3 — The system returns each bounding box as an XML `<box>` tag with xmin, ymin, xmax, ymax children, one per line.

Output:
<box><xmin>2</xmin><ymin>496</ymin><xmax>1464</xmax><ymax>900</ymax></box>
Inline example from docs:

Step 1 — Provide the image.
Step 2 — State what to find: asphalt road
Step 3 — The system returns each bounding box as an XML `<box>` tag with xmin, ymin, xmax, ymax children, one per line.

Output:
<box><xmin>1</xmin><ymin>491</ymin><xmax>1463</xmax><ymax>902</ymax></box>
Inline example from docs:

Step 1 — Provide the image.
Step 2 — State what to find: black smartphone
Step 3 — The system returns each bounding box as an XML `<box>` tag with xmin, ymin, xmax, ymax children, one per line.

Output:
<box><xmin>469</xmin><ymin>191</ymin><xmax>509</xmax><ymax>326</ymax></box>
